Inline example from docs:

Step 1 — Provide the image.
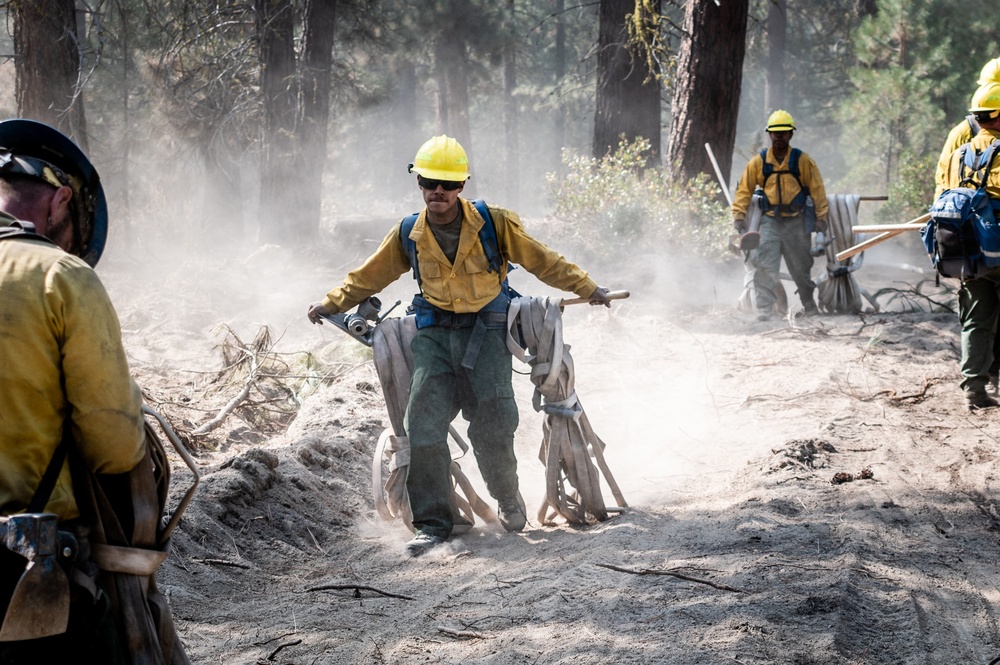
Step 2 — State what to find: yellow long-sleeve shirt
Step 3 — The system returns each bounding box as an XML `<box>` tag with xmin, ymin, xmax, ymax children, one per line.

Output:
<box><xmin>731</xmin><ymin>147</ymin><xmax>829</xmax><ymax>222</ymax></box>
<box><xmin>0</xmin><ymin>215</ymin><xmax>146</xmax><ymax>520</ymax></box>
<box><xmin>321</xmin><ymin>198</ymin><xmax>597</xmax><ymax>314</ymax></box>
<box><xmin>935</xmin><ymin>117</ymin><xmax>977</xmax><ymax>198</ymax></box>
<box><xmin>945</xmin><ymin>128</ymin><xmax>1000</xmax><ymax>197</ymax></box>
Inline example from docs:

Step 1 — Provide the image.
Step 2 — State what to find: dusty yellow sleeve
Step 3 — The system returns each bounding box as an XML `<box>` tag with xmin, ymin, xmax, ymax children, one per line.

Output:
<box><xmin>935</xmin><ymin>121</ymin><xmax>974</xmax><ymax>199</ymax></box>
<box><xmin>320</xmin><ymin>224</ymin><xmax>412</xmax><ymax>313</ymax></box>
<box><xmin>798</xmin><ymin>153</ymin><xmax>829</xmax><ymax>221</ymax></box>
<box><xmin>493</xmin><ymin>208</ymin><xmax>597</xmax><ymax>298</ymax></box>
<box><xmin>48</xmin><ymin>256</ymin><xmax>146</xmax><ymax>475</ymax></box>
<box><xmin>731</xmin><ymin>155</ymin><xmax>763</xmax><ymax>221</ymax></box>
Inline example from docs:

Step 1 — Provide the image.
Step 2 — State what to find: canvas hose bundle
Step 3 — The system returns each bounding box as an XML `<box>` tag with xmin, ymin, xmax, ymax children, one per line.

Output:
<box><xmin>816</xmin><ymin>194</ymin><xmax>880</xmax><ymax>314</ymax></box>
<box><xmin>0</xmin><ymin>406</ymin><xmax>198</xmax><ymax>665</ymax></box>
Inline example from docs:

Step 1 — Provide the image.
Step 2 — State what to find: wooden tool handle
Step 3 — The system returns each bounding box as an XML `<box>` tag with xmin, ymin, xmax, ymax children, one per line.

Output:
<box><xmin>560</xmin><ymin>290</ymin><xmax>631</xmax><ymax>306</ymax></box>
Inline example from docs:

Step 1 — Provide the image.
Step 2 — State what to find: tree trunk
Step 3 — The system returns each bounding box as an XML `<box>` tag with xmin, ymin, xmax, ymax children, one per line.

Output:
<box><xmin>593</xmin><ymin>0</ymin><xmax>661</xmax><ymax>161</ymax></box>
<box><xmin>554</xmin><ymin>0</ymin><xmax>566</xmax><ymax>178</ymax></box>
<box><xmin>666</xmin><ymin>0</ymin><xmax>749</xmax><ymax>188</ymax></box>
<box><xmin>765</xmin><ymin>0</ymin><xmax>786</xmax><ymax>113</ymax></box>
<box><xmin>256</xmin><ymin>0</ymin><xmax>298</xmax><ymax>244</ymax></box>
<box><xmin>434</xmin><ymin>25</ymin><xmax>473</xmax><ymax>190</ymax></box>
<box><xmin>502</xmin><ymin>0</ymin><xmax>519</xmax><ymax>207</ymax></box>
<box><xmin>296</xmin><ymin>0</ymin><xmax>337</xmax><ymax>239</ymax></box>
<box><xmin>12</xmin><ymin>0</ymin><xmax>88</xmax><ymax>148</ymax></box>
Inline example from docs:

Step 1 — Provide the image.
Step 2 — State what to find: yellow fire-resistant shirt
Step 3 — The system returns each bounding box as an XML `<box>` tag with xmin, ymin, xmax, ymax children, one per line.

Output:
<box><xmin>731</xmin><ymin>147</ymin><xmax>829</xmax><ymax>222</ymax></box>
<box><xmin>321</xmin><ymin>198</ymin><xmax>597</xmax><ymax>314</ymax></box>
<box><xmin>936</xmin><ymin>118</ymin><xmax>978</xmax><ymax>198</ymax></box>
<box><xmin>0</xmin><ymin>214</ymin><xmax>146</xmax><ymax>520</ymax></box>
<box><xmin>945</xmin><ymin>128</ymin><xmax>1000</xmax><ymax>197</ymax></box>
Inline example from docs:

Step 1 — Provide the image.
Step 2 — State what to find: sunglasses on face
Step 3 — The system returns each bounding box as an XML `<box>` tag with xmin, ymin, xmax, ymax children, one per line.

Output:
<box><xmin>417</xmin><ymin>175</ymin><xmax>463</xmax><ymax>191</ymax></box>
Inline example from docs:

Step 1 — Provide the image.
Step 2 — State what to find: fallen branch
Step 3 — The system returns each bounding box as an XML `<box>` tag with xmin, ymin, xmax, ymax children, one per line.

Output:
<box><xmin>596</xmin><ymin>563</ymin><xmax>744</xmax><ymax>592</ymax></box>
<box><xmin>305</xmin><ymin>584</ymin><xmax>415</xmax><ymax>601</ymax></box>
<box><xmin>191</xmin><ymin>558</ymin><xmax>251</xmax><ymax>569</ymax></box>
<box><xmin>267</xmin><ymin>639</ymin><xmax>301</xmax><ymax>661</ymax></box>
<box><xmin>437</xmin><ymin>626</ymin><xmax>486</xmax><ymax>639</ymax></box>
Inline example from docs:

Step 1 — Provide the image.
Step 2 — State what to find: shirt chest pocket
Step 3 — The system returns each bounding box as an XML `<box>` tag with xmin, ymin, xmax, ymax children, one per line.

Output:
<box><xmin>418</xmin><ymin>257</ymin><xmax>443</xmax><ymax>280</ymax></box>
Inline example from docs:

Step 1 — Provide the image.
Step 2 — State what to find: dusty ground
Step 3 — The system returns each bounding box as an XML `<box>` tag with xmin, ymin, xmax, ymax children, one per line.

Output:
<box><xmin>102</xmin><ymin>228</ymin><xmax>1000</xmax><ymax>665</ymax></box>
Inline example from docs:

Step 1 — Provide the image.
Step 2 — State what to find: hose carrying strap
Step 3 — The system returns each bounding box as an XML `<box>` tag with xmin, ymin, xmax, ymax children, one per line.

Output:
<box><xmin>504</xmin><ymin>296</ymin><xmax>627</xmax><ymax>525</ymax></box>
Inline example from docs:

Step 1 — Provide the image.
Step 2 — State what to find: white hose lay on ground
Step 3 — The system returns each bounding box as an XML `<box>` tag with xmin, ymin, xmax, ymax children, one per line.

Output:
<box><xmin>370</xmin><ymin>316</ymin><xmax>497</xmax><ymax>534</ymax></box>
<box><xmin>817</xmin><ymin>194</ymin><xmax>880</xmax><ymax>314</ymax></box>
<box><xmin>504</xmin><ymin>296</ymin><xmax>628</xmax><ymax>525</ymax></box>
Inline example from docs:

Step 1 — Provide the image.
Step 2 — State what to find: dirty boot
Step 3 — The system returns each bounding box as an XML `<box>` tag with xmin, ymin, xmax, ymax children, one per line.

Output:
<box><xmin>802</xmin><ymin>299</ymin><xmax>819</xmax><ymax>317</ymax></box>
<box><xmin>403</xmin><ymin>532</ymin><xmax>446</xmax><ymax>558</ymax></box>
<box><xmin>497</xmin><ymin>495</ymin><xmax>527</xmax><ymax>533</ymax></box>
<box><xmin>966</xmin><ymin>390</ymin><xmax>999</xmax><ymax>411</ymax></box>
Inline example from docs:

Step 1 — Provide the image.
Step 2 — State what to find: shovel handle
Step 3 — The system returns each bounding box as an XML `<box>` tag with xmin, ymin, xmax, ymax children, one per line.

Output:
<box><xmin>560</xmin><ymin>290</ymin><xmax>630</xmax><ymax>307</ymax></box>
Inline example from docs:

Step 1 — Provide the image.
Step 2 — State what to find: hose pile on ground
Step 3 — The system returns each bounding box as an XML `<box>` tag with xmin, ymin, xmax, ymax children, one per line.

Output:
<box><xmin>504</xmin><ymin>296</ymin><xmax>627</xmax><ymax>525</ymax></box>
<box><xmin>370</xmin><ymin>316</ymin><xmax>497</xmax><ymax>534</ymax></box>
<box><xmin>817</xmin><ymin>194</ymin><xmax>880</xmax><ymax>314</ymax></box>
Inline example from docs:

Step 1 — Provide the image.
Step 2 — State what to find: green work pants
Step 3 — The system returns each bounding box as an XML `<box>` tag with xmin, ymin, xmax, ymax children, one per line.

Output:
<box><xmin>958</xmin><ymin>269</ymin><xmax>1000</xmax><ymax>393</ymax></box>
<box><xmin>404</xmin><ymin>325</ymin><xmax>520</xmax><ymax>539</ymax></box>
<box><xmin>751</xmin><ymin>214</ymin><xmax>815</xmax><ymax>312</ymax></box>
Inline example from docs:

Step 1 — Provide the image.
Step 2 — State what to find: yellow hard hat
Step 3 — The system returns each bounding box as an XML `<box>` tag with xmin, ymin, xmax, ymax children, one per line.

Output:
<box><xmin>970</xmin><ymin>81</ymin><xmax>1000</xmax><ymax>116</ymax></box>
<box><xmin>978</xmin><ymin>58</ymin><xmax>1000</xmax><ymax>85</ymax></box>
<box><xmin>407</xmin><ymin>135</ymin><xmax>470</xmax><ymax>181</ymax></box>
<box><xmin>766</xmin><ymin>109</ymin><xmax>796</xmax><ymax>132</ymax></box>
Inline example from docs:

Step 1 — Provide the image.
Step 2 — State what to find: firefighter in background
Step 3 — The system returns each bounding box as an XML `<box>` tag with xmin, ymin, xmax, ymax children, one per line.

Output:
<box><xmin>934</xmin><ymin>57</ymin><xmax>1000</xmax><ymax>395</ymax></box>
<box><xmin>732</xmin><ymin>110</ymin><xmax>830</xmax><ymax>321</ymax></box>
<box><xmin>942</xmin><ymin>83</ymin><xmax>1000</xmax><ymax>411</ymax></box>
<box><xmin>934</xmin><ymin>57</ymin><xmax>1000</xmax><ymax>200</ymax></box>
<box><xmin>0</xmin><ymin>120</ymin><xmax>182</xmax><ymax>662</ymax></box>
<box><xmin>307</xmin><ymin>135</ymin><xmax>612</xmax><ymax>558</ymax></box>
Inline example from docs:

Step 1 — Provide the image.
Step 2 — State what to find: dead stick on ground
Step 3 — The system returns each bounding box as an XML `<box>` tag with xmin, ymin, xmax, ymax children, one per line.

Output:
<box><xmin>267</xmin><ymin>639</ymin><xmax>302</xmax><ymax>661</ymax></box>
<box><xmin>191</xmin><ymin>558</ymin><xmax>251</xmax><ymax>569</ymax></box>
<box><xmin>596</xmin><ymin>563</ymin><xmax>744</xmax><ymax>593</ymax></box>
<box><xmin>305</xmin><ymin>584</ymin><xmax>415</xmax><ymax>601</ymax></box>
<box><xmin>437</xmin><ymin>626</ymin><xmax>486</xmax><ymax>640</ymax></box>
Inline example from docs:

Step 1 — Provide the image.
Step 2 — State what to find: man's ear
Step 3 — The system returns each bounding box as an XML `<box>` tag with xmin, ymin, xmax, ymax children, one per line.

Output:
<box><xmin>49</xmin><ymin>185</ymin><xmax>73</xmax><ymax>218</ymax></box>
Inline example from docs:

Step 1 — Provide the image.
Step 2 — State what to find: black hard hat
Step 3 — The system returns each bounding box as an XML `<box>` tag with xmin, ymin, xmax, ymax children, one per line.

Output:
<box><xmin>0</xmin><ymin>119</ymin><xmax>108</xmax><ymax>267</ymax></box>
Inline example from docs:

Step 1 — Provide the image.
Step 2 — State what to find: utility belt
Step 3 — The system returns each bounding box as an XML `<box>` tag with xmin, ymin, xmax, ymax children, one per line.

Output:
<box><xmin>409</xmin><ymin>292</ymin><xmax>512</xmax><ymax>370</ymax></box>
<box><xmin>0</xmin><ymin>513</ymin><xmax>84</xmax><ymax>642</ymax></box>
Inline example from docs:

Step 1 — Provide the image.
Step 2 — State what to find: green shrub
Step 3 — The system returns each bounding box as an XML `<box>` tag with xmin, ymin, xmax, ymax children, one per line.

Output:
<box><xmin>546</xmin><ymin>138</ymin><xmax>734</xmax><ymax>264</ymax></box>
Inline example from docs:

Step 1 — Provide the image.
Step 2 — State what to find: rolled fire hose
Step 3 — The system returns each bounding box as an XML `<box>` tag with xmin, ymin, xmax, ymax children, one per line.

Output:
<box><xmin>505</xmin><ymin>296</ymin><xmax>627</xmax><ymax>525</ymax></box>
<box><xmin>817</xmin><ymin>194</ymin><xmax>880</xmax><ymax>314</ymax></box>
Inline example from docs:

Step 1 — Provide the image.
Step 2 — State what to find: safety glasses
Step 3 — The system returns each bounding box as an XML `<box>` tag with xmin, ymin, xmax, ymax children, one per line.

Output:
<box><xmin>417</xmin><ymin>174</ymin><xmax>464</xmax><ymax>191</ymax></box>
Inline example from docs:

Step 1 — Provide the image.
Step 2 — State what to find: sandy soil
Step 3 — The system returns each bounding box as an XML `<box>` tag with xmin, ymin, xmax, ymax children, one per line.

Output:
<box><xmin>102</xmin><ymin>228</ymin><xmax>1000</xmax><ymax>665</ymax></box>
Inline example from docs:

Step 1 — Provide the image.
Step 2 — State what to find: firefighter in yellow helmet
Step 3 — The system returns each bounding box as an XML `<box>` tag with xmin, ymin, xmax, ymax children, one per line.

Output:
<box><xmin>731</xmin><ymin>110</ymin><xmax>829</xmax><ymax>321</ymax></box>
<box><xmin>941</xmin><ymin>82</ymin><xmax>1000</xmax><ymax>410</ymax></box>
<box><xmin>306</xmin><ymin>135</ymin><xmax>613</xmax><ymax>557</ymax></box>
<box><xmin>934</xmin><ymin>57</ymin><xmax>1000</xmax><ymax>199</ymax></box>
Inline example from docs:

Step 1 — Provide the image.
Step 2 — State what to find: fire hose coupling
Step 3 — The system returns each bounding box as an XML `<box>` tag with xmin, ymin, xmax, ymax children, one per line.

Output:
<box><xmin>0</xmin><ymin>513</ymin><xmax>78</xmax><ymax>562</ymax></box>
<box><xmin>811</xmin><ymin>231</ymin><xmax>832</xmax><ymax>257</ymax></box>
<box><xmin>320</xmin><ymin>296</ymin><xmax>402</xmax><ymax>347</ymax></box>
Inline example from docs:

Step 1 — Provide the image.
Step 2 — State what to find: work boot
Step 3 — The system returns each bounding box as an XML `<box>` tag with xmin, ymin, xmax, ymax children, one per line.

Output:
<box><xmin>802</xmin><ymin>300</ymin><xmax>819</xmax><ymax>317</ymax></box>
<box><xmin>966</xmin><ymin>390</ymin><xmax>999</xmax><ymax>411</ymax></box>
<box><xmin>756</xmin><ymin>312</ymin><xmax>772</xmax><ymax>322</ymax></box>
<box><xmin>403</xmin><ymin>532</ymin><xmax>446</xmax><ymax>558</ymax></box>
<box><xmin>497</xmin><ymin>495</ymin><xmax>527</xmax><ymax>533</ymax></box>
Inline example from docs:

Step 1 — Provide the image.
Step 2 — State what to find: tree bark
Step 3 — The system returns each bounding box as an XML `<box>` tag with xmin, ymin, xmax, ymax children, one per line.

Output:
<box><xmin>12</xmin><ymin>0</ymin><xmax>88</xmax><ymax>148</ymax></box>
<box><xmin>666</xmin><ymin>0</ymin><xmax>748</xmax><ymax>188</ymax></box>
<box><xmin>765</xmin><ymin>0</ymin><xmax>786</xmax><ymax>114</ymax></box>
<box><xmin>593</xmin><ymin>0</ymin><xmax>661</xmax><ymax>161</ymax></box>
<box><xmin>502</xmin><ymin>0</ymin><xmax>519</xmax><ymax>207</ymax></box>
<box><xmin>256</xmin><ymin>0</ymin><xmax>298</xmax><ymax>244</ymax></box>
<box><xmin>296</xmin><ymin>0</ymin><xmax>337</xmax><ymax>239</ymax></box>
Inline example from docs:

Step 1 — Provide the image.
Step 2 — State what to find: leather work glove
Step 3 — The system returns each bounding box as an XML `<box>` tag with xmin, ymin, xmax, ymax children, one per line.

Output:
<box><xmin>733</xmin><ymin>218</ymin><xmax>747</xmax><ymax>234</ymax></box>
<box><xmin>814</xmin><ymin>218</ymin><xmax>828</xmax><ymax>234</ymax></box>
<box><xmin>587</xmin><ymin>286</ymin><xmax>612</xmax><ymax>308</ymax></box>
<box><xmin>307</xmin><ymin>301</ymin><xmax>333</xmax><ymax>324</ymax></box>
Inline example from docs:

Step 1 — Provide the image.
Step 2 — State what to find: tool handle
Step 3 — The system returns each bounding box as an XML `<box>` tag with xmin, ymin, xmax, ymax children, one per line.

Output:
<box><xmin>560</xmin><ymin>290</ymin><xmax>630</xmax><ymax>307</ymax></box>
